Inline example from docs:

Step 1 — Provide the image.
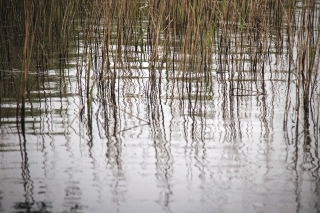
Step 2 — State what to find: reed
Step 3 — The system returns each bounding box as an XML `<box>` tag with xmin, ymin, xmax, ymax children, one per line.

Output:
<box><xmin>0</xmin><ymin>0</ymin><xmax>319</xmax><ymax>135</ymax></box>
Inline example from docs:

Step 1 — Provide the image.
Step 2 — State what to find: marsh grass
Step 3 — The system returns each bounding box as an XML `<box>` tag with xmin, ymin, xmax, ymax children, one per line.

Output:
<box><xmin>0</xmin><ymin>0</ymin><xmax>319</xmax><ymax>137</ymax></box>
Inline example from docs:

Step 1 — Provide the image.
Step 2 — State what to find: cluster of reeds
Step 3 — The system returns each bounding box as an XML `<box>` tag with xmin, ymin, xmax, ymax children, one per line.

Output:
<box><xmin>1</xmin><ymin>2</ymin><xmax>319</xmax><ymax>210</ymax></box>
<box><xmin>0</xmin><ymin>0</ymin><xmax>319</xmax><ymax>138</ymax></box>
<box><xmin>0</xmin><ymin>0</ymin><xmax>80</xmax><ymax>137</ymax></box>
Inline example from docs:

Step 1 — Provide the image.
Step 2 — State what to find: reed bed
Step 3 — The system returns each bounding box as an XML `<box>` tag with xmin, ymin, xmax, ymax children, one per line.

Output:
<box><xmin>0</xmin><ymin>0</ymin><xmax>319</xmax><ymax>137</ymax></box>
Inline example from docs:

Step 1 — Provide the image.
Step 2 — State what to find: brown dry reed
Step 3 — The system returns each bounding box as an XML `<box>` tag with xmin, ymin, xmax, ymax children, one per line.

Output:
<box><xmin>0</xmin><ymin>0</ymin><xmax>319</xmax><ymax>134</ymax></box>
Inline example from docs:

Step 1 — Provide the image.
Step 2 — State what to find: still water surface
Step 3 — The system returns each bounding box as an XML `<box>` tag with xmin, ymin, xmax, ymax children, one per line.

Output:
<box><xmin>1</xmin><ymin>15</ymin><xmax>320</xmax><ymax>213</ymax></box>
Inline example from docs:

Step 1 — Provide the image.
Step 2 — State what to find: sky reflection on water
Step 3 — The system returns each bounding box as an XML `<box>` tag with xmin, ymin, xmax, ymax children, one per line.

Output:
<box><xmin>1</xmin><ymin>2</ymin><xmax>320</xmax><ymax>211</ymax></box>
<box><xmin>0</xmin><ymin>61</ymin><xmax>319</xmax><ymax>213</ymax></box>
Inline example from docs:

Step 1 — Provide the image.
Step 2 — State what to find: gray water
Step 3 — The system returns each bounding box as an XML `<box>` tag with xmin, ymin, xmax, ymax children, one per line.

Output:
<box><xmin>1</xmin><ymin>9</ymin><xmax>320</xmax><ymax>213</ymax></box>
<box><xmin>1</xmin><ymin>54</ymin><xmax>319</xmax><ymax>213</ymax></box>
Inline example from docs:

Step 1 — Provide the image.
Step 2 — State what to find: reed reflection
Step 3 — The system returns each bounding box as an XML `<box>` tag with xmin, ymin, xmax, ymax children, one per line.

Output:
<box><xmin>147</xmin><ymin>68</ymin><xmax>173</xmax><ymax>211</ymax></box>
<box><xmin>0</xmin><ymin>0</ymin><xmax>320</xmax><ymax>212</ymax></box>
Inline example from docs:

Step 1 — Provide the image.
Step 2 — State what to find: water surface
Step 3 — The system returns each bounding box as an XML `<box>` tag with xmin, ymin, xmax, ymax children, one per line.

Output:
<box><xmin>0</xmin><ymin>2</ymin><xmax>320</xmax><ymax>213</ymax></box>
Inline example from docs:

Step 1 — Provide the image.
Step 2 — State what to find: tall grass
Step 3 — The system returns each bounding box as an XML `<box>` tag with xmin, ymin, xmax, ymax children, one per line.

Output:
<box><xmin>0</xmin><ymin>0</ymin><xmax>319</xmax><ymax>135</ymax></box>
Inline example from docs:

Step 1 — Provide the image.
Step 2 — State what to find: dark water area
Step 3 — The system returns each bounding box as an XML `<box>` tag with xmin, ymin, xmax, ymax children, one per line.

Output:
<box><xmin>1</xmin><ymin>1</ymin><xmax>320</xmax><ymax>213</ymax></box>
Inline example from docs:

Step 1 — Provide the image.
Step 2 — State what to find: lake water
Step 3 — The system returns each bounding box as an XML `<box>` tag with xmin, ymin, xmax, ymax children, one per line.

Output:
<box><xmin>0</xmin><ymin>3</ymin><xmax>320</xmax><ymax>213</ymax></box>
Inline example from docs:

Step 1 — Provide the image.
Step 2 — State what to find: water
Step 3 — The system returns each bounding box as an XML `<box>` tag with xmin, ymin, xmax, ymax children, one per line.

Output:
<box><xmin>1</xmin><ymin>4</ymin><xmax>320</xmax><ymax>213</ymax></box>
<box><xmin>1</xmin><ymin>58</ymin><xmax>319</xmax><ymax>213</ymax></box>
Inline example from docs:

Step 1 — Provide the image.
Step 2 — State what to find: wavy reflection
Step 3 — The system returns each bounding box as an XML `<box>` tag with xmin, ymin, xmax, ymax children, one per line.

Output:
<box><xmin>0</xmin><ymin>1</ymin><xmax>320</xmax><ymax>213</ymax></box>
